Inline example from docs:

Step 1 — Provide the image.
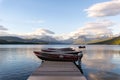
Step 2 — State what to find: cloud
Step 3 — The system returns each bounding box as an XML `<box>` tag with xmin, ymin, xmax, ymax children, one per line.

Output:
<box><xmin>0</xmin><ymin>25</ymin><xmax>10</xmax><ymax>36</ymax></box>
<box><xmin>34</xmin><ymin>28</ymin><xmax>54</xmax><ymax>34</ymax></box>
<box><xmin>113</xmin><ymin>0</ymin><xmax>120</xmax><ymax>1</ymax></box>
<box><xmin>67</xmin><ymin>20</ymin><xmax>114</xmax><ymax>39</ymax></box>
<box><xmin>17</xmin><ymin>28</ymin><xmax>55</xmax><ymax>40</ymax></box>
<box><xmin>0</xmin><ymin>25</ymin><xmax>8</xmax><ymax>31</ymax></box>
<box><xmin>54</xmin><ymin>20</ymin><xmax>114</xmax><ymax>40</ymax></box>
<box><xmin>21</xmin><ymin>28</ymin><xmax>54</xmax><ymax>36</ymax></box>
<box><xmin>85</xmin><ymin>0</ymin><xmax>120</xmax><ymax>17</ymax></box>
<box><xmin>0</xmin><ymin>31</ymin><xmax>10</xmax><ymax>36</ymax></box>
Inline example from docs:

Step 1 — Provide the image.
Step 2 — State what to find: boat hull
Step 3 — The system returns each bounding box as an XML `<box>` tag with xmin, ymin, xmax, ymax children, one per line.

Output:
<box><xmin>34</xmin><ymin>51</ymin><xmax>82</xmax><ymax>62</ymax></box>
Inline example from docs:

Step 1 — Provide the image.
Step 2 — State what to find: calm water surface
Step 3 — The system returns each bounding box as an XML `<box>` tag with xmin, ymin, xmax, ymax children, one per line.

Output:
<box><xmin>0</xmin><ymin>45</ymin><xmax>120</xmax><ymax>80</ymax></box>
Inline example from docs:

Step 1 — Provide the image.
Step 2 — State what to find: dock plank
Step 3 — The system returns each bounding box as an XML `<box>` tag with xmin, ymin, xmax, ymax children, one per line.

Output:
<box><xmin>28</xmin><ymin>61</ymin><xmax>86</xmax><ymax>80</ymax></box>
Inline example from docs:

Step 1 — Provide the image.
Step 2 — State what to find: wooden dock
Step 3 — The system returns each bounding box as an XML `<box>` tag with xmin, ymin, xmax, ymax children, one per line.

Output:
<box><xmin>28</xmin><ymin>61</ymin><xmax>87</xmax><ymax>80</ymax></box>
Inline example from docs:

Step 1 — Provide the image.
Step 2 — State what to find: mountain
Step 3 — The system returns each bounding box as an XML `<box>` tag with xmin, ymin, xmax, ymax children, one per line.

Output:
<box><xmin>0</xmin><ymin>36</ymin><xmax>65</xmax><ymax>44</ymax></box>
<box><xmin>0</xmin><ymin>36</ymin><xmax>25</xmax><ymax>42</ymax></box>
<box><xmin>21</xmin><ymin>35</ymin><xmax>64</xmax><ymax>44</ymax></box>
<box><xmin>0</xmin><ymin>36</ymin><xmax>48</xmax><ymax>44</ymax></box>
<box><xmin>0</xmin><ymin>34</ymin><xmax>118</xmax><ymax>44</ymax></box>
<box><xmin>0</xmin><ymin>39</ymin><xmax>8</xmax><ymax>43</ymax></box>
<box><xmin>89</xmin><ymin>36</ymin><xmax>120</xmax><ymax>45</ymax></box>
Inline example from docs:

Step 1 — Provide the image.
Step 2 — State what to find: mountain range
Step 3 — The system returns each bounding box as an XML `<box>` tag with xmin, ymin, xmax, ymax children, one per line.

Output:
<box><xmin>0</xmin><ymin>34</ymin><xmax>117</xmax><ymax>44</ymax></box>
<box><xmin>89</xmin><ymin>36</ymin><xmax>120</xmax><ymax>45</ymax></box>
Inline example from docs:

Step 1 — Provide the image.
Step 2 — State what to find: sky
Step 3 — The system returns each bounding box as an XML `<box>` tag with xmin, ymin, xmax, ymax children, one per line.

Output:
<box><xmin>0</xmin><ymin>0</ymin><xmax>120</xmax><ymax>37</ymax></box>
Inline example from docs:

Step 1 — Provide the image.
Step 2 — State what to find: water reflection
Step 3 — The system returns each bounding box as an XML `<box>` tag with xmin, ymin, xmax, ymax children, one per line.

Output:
<box><xmin>0</xmin><ymin>45</ymin><xmax>120</xmax><ymax>80</ymax></box>
<box><xmin>82</xmin><ymin>45</ymin><xmax>120</xmax><ymax>80</ymax></box>
<box><xmin>88</xmin><ymin>71</ymin><xmax>120</xmax><ymax>80</ymax></box>
<box><xmin>0</xmin><ymin>46</ymin><xmax>42</xmax><ymax>80</ymax></box>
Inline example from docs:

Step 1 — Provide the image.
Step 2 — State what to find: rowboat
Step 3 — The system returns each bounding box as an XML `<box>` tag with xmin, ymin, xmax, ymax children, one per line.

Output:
<box><xmin>79</xmin><ymin>46</ymin><xmax>86</xmax><ymax>48</ymax></box>
<box><xmin>34</xmin><ymin>51</ymin><xmax>83</xmax><ymax>62</ymax></box>
<box><xmin>41</xmin><ymin>47</ymin><xmax>83</xmax><ymax>54</ymax></box>
<box><xmin>41</xmin><ymin>49</ymin><xmax>56</xmax><ymax>52</ymax></box>
<box><xmin>41</xmin><ymin>49</ymin><xmax>81</xmax><ymax>54</ymax></box>
<box><xmin>47</xmin><ymin>47</ymin><xmax>74</xmax><ymax>51</ymax></box>
<box><xmin>41</xmin><ymin>48</ymin><xmax>75</xmax><ymax>52</ymax></box>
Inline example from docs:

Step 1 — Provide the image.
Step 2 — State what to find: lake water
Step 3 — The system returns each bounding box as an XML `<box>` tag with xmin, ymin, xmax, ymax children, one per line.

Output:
<box><xmin>0</xmin><ymin>45</ymin><xmax>120</xmax><ymax>80</ymax></box>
